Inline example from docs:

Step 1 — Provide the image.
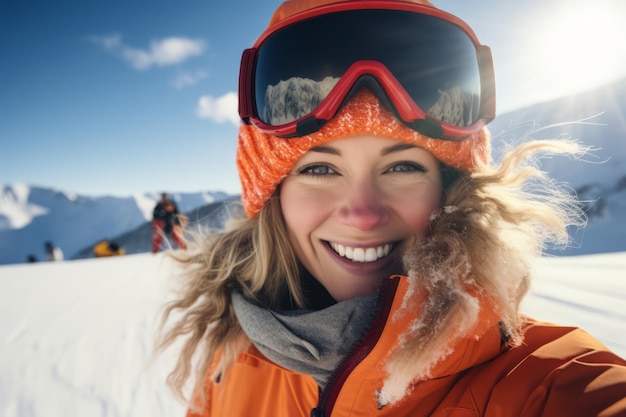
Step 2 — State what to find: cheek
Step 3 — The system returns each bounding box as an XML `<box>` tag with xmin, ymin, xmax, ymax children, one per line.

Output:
<box><xmin>394</xmin><ymin>186</ymin><xmax>442</xmax><ymax>237</ymax></box>
<box><xmin>279</xmin><ymin>183</ymin><xmax>334</xmax><ymax>239</ymax></box>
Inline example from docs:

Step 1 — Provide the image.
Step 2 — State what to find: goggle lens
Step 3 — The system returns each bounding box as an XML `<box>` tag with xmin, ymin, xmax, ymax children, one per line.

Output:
<box><xmin>253</xmin><ymin>9</ymin><xmax>483</xmax><ymax>129</ymax></box>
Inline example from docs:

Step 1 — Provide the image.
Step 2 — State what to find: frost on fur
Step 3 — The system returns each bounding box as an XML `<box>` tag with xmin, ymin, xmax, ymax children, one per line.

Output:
<box><xmin>379</xmin><ymin>175</ymin><xmax>530</xmax><ymax>406</ymax></box>
<box><xmin>379</xmin><ymin>283</ymin><xmax>481</xmax><ymax>406</ymax></box>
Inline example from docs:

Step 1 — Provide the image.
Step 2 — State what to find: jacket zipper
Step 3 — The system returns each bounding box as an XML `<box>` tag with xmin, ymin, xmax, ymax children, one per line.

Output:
<box><xmin>310</xmin><ymin>277</ymin><xmax>400</xmax><ymax>417</ymax></box>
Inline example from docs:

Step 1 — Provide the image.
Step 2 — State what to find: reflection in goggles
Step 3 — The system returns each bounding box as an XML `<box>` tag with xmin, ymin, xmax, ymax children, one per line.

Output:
<box><xmin>262</xmin><ymin>76</ymin><xmax>477</xmax><ymax>128</ymax></box>
<box><xmin>263</xmin><ymin>76</ymin><xmax>339</xmax><ymax>126</ymax></box>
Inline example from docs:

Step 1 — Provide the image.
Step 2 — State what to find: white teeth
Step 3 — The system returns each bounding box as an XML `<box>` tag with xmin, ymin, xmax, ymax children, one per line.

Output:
<box><xmin>365</xmin><ymin>248</ymin><xmax>377</xmax><ymax>262</ymax></box>
<box><xmin>330</xmin><ymin>243</ymin><xmax>393</xmax><ymax>263</ymax></box>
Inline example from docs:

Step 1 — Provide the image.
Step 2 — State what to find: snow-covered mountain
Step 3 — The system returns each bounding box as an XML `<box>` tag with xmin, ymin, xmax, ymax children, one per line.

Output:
<box><xmin>262</xmin><ymin>75</ymin><xmax>339</xmax><ymax>125</ymax></box>
<box><xmin>0</xmin><ymin>184</ymin><xmax>231</xmax><ymax>265</ymax></box>
<box><xmin>489</xmin><ymin>77</ymin><xmax>626</xmax><ymax>255</ymax></box>
<box><xmin>490</xmin><ymin>77</ymin><xmax>626</xmax><ymax>188</ymax></box>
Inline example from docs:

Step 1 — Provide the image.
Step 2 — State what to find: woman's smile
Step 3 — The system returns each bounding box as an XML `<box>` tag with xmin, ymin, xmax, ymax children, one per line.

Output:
<box><xmin>328</xmin><ymin>241</ymin><xmax>394</xmax><ymax>263</ymax></box>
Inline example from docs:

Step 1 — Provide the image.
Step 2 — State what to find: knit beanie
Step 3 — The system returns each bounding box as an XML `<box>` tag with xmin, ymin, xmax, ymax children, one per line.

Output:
<box><xmin>237</xmin><ymin>0</ymin><xmax>491</xmax><ymax>218</ymax></box>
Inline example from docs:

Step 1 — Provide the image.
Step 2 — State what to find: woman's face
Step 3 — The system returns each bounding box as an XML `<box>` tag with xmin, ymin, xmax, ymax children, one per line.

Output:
<box><xmin>280</xmin><ymin>135</ymin><xmax>442</xmax><ymax>301</ymax></box>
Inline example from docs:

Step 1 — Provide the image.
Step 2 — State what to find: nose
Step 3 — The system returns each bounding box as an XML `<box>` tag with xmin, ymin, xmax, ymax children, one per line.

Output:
<box><xmin>337</xmin><ymin>179</ymin><xmax>389</xmax><ymax>231</ymax></box>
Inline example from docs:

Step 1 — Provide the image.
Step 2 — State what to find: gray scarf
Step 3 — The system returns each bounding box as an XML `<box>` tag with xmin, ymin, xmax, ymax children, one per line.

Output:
<box><xmin>231</xmin><ymin>289</ymin><xmax>379</xmax><ymax>388</ymax></box>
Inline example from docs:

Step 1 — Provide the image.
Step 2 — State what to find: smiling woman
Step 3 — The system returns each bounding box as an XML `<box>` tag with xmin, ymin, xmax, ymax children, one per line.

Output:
<box><xmin>156</xmin><ymin>1</ymin><xmax>626</xmax><ymax>416</ymax></box>
<box><xmin>534</xmin><ymin>3</ymin><xmax>625</xmax><ymax>94</ymax></box>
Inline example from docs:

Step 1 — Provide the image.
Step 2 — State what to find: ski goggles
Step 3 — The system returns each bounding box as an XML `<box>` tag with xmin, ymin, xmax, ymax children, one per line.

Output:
<box><xmin>238</xmin><ymin>1</ymin><xmax>496</xmax><ymax>140</ymax></box>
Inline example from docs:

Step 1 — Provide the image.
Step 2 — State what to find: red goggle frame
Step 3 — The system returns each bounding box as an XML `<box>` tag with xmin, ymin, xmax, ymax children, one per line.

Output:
<box><xmin>239</xmin><ymin>1</ymin><xmax>496</xmax><ymax>140</ymax></box>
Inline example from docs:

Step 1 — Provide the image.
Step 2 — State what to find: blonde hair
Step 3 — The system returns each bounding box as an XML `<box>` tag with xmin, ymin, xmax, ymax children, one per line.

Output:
<box><xmin>156</xmin><ymin>196</ymin><xmax>304</xmax><ymax>402</ymax></box>
<box><xmin>379</xmin><ymin>139</ymin><xmax>586</xmax><ymax>404</ymax></box>
<box><xmin>157</xmin><ymin>139</ymin><xmax>586</xmax><ymax>406</ymax></box>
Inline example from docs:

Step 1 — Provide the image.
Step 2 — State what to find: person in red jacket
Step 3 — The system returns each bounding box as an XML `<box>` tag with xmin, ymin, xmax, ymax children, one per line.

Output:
<box><xmin>152</xmin><ymin>192</ymin><xmax>187</xmax><ymax>253</ymax></box>
<box><xmin>157</xmin><ymin>1</ymin><xmax>626</xmax><ymax>416</ymax></box>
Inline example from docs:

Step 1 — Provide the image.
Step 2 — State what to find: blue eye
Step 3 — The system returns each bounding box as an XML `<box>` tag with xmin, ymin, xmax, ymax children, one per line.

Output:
<box><xmin>298</xmin><ymin>164</ymin><xmax>337</xmax><ymax>176</ymax></box>
<box><xmin>386</xmin><ymin>161</ymin><xmax>427</xmax><ymax>173</ymax></box>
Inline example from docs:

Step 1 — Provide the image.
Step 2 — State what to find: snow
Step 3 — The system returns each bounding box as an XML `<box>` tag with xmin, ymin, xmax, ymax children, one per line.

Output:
<box><xmin>1</xmin><ymin>252</ymin><xmax>625</xmax><ymax>417</ymax></box>
<box><xmin>524</xmin><ymin>253</ymin><xmax>626</xmax><ymax>355</ymax></box>
<box><xmin>0</xmin><ymin>253</ymin><xmax>186</xmax><ymax>417</ymax></box>
<box><xmin>0</xmin><ymin>183</ymin><xmax>48</xmax><ymax>231</ymax></box>
<box><xmin>133</xmin><ymin>192</ymin><xmax>159</xmax><ymax>222</ymax></box>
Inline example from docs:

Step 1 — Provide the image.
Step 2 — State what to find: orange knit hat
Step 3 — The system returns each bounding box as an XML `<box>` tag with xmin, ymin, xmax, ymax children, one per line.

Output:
<box><xmin>237</xmin><ymin>0</ymin><xmax>492</xmax><ymax>218</ymax></box>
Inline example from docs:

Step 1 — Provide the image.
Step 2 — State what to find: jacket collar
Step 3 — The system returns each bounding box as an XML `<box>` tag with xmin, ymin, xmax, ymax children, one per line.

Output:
<box><xmin>376</xmin><ymin>275</ymin><xmax>503</xmax><ymax>406</ymax></box>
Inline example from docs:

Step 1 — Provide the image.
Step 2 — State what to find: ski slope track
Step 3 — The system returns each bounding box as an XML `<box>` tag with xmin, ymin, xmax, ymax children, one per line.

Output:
<box><xmin>1</xmin><ymin>252</ymin><xmax>625</xmax><ymax>417</ymax></box>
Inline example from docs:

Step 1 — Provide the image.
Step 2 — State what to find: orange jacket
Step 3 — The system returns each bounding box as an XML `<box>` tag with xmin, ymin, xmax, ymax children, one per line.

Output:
<box><xmin>188</xmin><ymin>276</ymin><xmax>626</xmax><ymax>417</ymax></box>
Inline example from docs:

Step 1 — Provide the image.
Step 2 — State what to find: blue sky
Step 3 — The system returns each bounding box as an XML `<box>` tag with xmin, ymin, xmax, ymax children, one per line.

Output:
<box><xmin>2</xmin><ymin>0</ymin><xmax>625</xmax><ymax>197</ymax></box>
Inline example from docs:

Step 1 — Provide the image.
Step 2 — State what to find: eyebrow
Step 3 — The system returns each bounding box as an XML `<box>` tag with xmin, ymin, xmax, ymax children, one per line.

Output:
<box><xmin>381</xmin><ymin>143</ymin><xmax>416</xmax><ymax>155</ymax></box>
<box><xmin>309</xmin><ymin>145</ymin><xmax>340</xmax><ymax>155</ymax></box>
<box><xmin>310</xmin><ymin>142</ymin><xmax>416</xmax><ymax>156</ymax></box>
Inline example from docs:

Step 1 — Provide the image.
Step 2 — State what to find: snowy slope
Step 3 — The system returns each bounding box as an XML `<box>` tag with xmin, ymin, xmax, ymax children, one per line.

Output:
<box><xmin>0</xmin><ymin>254</ymin><xmax>186</xmax><ymax>416</ymax></box>
<box><xmin>1</xmin><ymin>252</ymin><xmax>625</xmax><ymax>417</ymax></box>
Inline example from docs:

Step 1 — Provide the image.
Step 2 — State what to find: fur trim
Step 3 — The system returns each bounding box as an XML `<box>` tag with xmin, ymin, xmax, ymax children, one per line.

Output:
<box><xmin>379</xmin><ymin>282</ymin><xmax>481</xmax><ymax>405</ymax></box>
<box><xmin>379</xmin><ymin>182</ymin><xmax>530</xmax><ymax>406</ymax></box>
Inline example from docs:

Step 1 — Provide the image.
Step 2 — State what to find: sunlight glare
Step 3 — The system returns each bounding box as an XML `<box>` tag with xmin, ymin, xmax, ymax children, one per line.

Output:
<box><xmin>539</xmin><ymin>6</ymin><xmax>624</xmax><ymax>92</ymax></box>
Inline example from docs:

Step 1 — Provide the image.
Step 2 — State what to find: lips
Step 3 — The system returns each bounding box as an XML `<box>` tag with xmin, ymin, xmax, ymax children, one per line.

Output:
<box><xmin>329</xmin><ymin>242</ymin><xmax>393</xmax><ymax>263</ymax></box>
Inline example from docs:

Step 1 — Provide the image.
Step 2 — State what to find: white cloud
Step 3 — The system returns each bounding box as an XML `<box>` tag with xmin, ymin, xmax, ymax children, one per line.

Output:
<box><xmin>146</xmin><ymin>37</ymin><xmax>205</xmax><ymax>67</ymax></box>
<box><xmin>196</xmin><ymin>92</ymin><xmax>239</xmax><ymax>125</ymax></box>
<box><xmin>172</xmin><ymin>70</ymin><xmax>208</xmax><ymax>89</ymax></box>
<box><xmin>90</xmin><ymin>33</ymin><xmax>206</xmax><ymax>70</ymax></box>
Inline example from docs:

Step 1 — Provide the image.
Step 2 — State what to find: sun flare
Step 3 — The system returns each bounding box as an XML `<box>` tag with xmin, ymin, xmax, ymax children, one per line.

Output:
<box><xmin>536</xmin><ymin>5</ymin><xmax>625</xmax><ymax>93</ymax></box>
